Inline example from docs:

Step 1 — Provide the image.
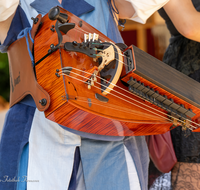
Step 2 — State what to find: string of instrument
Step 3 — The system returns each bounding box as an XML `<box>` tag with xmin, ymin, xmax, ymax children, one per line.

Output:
<box><xmin>33</xmin><ymin>6</ymin><xmax>200</xmax><ymax>136</ymax></box>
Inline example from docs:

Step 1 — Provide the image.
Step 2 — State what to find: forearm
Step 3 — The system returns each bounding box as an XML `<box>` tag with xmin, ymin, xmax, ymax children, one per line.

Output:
<box><xmin>0</xmin><ymin>0</ymin><xmax>19</xmax><ymax>21</ymax></box>
<box><xmin>0</xmin><ymin>13</ymin><xmax>15</xmax><ymax>43</ymax></box>
<box><xmin>164</xmin><ymin>0</ymin><xmax>200</xmax><ymax>42</ymax></box>
<box><xmin>114</xmin><ymin>0</ymin><xmax>135</xmax><ymax>19</ymax></box>
<box><xmin>0</xmin><ymin>0</ymin><xmax>19</xmax><ymax>43</ymax></box>
<box><xmin>114</xmin><ymin>0</ymin><xmax>169</xmax><ymax>24</ymax></box>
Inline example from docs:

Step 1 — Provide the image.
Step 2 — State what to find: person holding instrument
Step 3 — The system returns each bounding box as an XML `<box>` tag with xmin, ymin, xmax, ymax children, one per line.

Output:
<box><xmin>149</xmin><ymin>0</ymin><xmax>200</xmax><ymax>189</ymax></box>
<box><xmin>0</xmin><ymin>0</ymin><xmax>169</xmax><ymax>190</ymax></box>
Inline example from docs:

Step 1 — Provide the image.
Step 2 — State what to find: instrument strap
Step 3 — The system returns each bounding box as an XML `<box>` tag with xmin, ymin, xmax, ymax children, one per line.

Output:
<box><xmin>7</xmin><ymin>14</ymin><xmax>50</xmax><ymax>111</ymax></box>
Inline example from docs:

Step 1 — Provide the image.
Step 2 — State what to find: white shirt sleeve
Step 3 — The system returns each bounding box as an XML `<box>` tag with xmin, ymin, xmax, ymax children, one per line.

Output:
<box><xmin>0</xmin><ymin>0</ymin><xmax>19</xmax><ymax>22</ymax></box>
<box><xmin>126</xmin><ymin>0</ymin><xmax>169</xmax><ymax>24</ymax></box>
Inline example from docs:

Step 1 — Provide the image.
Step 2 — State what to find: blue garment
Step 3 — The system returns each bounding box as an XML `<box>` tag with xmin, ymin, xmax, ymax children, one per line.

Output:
<box><xmin>0</xmin><ymin>1</ymin><xmax>149</xmax><ymax>190</ymax></box>
<box><xmin>0</xmin><ymin>0</ymin><xmax>123</xmax><ymax>52</ymax></box>
<box><xmin>0</xmin><ymin>104</ymin><xmax>35</xmax><ymax>190</ymax></box>
<box><xmin>30</xmin><ymin>0</ymin><xmax>95</xmax><ymax>16</ymax></box>
<box><xmin>0</xmin><ymin>5</ymin><xmax>30</xmax><ymax>53</ymax></box>
<box><xmin>124</xmin><ymin>136</ymin><xmax>149</xmax><ymax>190</ymax></box>
<box><xmin>1</xmin><ymin>0</ymin><xmax>125</xmax><ymax>141</ymax></box>
<box><xmin>80</xmin><ymin>138</ymin><xmax>130</xmax><ymax>190</ymax></box>
<box><xmin>16</xmin><ymin>144</ymin><xmax>29</xmax><ymax>190</ymax></box>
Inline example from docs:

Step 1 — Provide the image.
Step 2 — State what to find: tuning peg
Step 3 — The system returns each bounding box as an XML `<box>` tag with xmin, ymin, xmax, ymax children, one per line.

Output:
<box><xmin>48</xmin><ymin>7</ymin><xmax>68</xmax><ymax>23</ymax></box>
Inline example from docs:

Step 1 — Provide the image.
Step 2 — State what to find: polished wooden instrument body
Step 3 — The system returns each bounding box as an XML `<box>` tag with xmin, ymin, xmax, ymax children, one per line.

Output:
<box><xmin>34</xmin><ymin>7</ymin><xmax>200</xmax><ymax>136</ymax></box>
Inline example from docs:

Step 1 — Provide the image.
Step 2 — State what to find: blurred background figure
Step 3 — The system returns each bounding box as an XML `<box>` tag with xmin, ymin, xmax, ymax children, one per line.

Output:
<box><xmin>149</xmin><ymin>0</ymin><xmax>200</xmax><ymax>189</ymax></box>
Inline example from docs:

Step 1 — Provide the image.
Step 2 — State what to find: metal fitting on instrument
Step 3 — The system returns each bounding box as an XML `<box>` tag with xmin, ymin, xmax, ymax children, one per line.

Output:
<box><xmin>39</xmin><ymin>98</ymin><xmax>47</xmax><ymax>106</ymax></box>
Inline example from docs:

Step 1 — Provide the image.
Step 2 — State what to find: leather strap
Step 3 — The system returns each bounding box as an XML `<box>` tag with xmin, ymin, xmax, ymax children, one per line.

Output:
<box><xmin>7</xmin><ymin>14</ymin><xmax>50</xmax><ymax>111</ymax></box>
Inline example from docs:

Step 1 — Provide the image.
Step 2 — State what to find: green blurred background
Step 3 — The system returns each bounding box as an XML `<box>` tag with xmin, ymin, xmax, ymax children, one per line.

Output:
<box><xmin>0</xmin><ymin>52</ymin><xmax>10</xmax><ymax>102</ymax></box>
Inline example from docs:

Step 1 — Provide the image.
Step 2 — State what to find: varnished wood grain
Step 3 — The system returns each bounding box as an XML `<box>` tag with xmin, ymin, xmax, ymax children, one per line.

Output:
<box><xmin>34</xmin><ymin>7</ymin><xmax>200</xmax><ymax>136</ymax></box>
